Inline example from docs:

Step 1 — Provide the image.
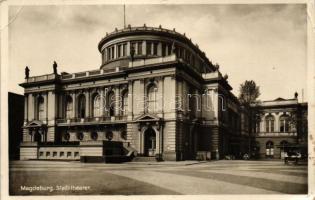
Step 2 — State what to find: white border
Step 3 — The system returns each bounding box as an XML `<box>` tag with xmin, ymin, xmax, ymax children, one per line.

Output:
<box><xmin>0</xmin><ymin>0</ymin><xmax>314</xmax><ymax>200</ymax></box>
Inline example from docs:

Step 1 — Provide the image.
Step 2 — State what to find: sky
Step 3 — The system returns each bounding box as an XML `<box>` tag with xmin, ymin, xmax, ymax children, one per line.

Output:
<box><xmin>8</xmin><ymin>4</ymin><xmax>307</xmax><ymax>101</ymax></box>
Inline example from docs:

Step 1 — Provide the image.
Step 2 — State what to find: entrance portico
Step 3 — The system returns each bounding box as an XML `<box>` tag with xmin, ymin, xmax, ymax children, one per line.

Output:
<box><xmin>134</xmin><ymin>114</ymin><xmax>164</xmax><ymax>157</ymax></box>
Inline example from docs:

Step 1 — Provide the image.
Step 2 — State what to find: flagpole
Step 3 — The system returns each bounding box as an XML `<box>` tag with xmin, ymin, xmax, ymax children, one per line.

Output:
<box><xmin>124</xmin><ymin>4</ymin><xmax>126</xmax><ymax>28</ymax></box>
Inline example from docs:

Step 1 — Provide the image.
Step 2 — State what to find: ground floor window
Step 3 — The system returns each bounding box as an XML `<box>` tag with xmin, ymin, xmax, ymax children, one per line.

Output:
<box><xmin>266</xmin><ymin>141</ymin><xmax>274</xmax><ymax>157</ymax></box>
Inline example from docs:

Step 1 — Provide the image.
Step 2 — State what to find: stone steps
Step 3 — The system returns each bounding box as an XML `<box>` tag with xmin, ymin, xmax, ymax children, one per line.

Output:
<box><xmin>132</xmin><ymin>156</ymin><xmax>157</xmax><ymax>162</ymax></box>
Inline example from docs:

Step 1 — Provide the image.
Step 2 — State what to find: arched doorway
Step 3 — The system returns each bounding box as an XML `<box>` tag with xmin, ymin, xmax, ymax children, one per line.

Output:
<box><xmin>33</xmin><ymin>129</ymin><xmax>42</xmax><ymax>143</ymax></box>
<box><xmin>144</xmin><ymin>128</ymin><xmax>156</xmax><ymax>156</ymax></box>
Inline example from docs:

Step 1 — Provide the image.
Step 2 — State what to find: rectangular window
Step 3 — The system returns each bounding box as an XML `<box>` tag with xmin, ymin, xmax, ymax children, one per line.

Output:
<box><xmin>107</xmin><ymin>48</ymin><xmax>111</xmax><ymax>60</ymax></box>
<box><xmin>131</xmin><ymin>42</ymin><xmax>136</xmax><ymax>55</ymax></box>
<box><xmin>67</xmin><ymin>152</ymin><xmax>72</xmax><ymax>157</ymax></box>
<box><xmin>178</xmin><ymin>48</ymin><xmax>182</xmax><ymax>58</ymax></box>
<box><xmin>168</xmin><ymin>44</ymin><xmax>172</xmax><ymax>55</ymax></box>
<box><xmin>280</xmin><ymin>120</ymin><xmax>285</xmax><ymax>132</ymax></box>
<box><xmin>266</xmin><ymin>121</ymin><xmax>270</xmax><ymax>132</ymax></box>
<box><xmin>123</xmin><ymin>43</ymin><xmax>127</xmax><ymax>56</ymax></box>
<box><xmin>162</xmin><ymin>43</ymin><xmax>166</xmax><ymax>56</ymax></box>
<box><xmin>137</xmin><ymin>42</ymin><xmax>142</xmax><ymax>55</ymax></box>
<box><xmin>153</xmin><ymin>42</ymin><xmax>158</xmax><ymax>55</ymax></box>
<box><xmin>146</xmin><ymin>42</ymin><xmax>152</xmax><ymax>55</ymax></box>
<box><xmin>270</xmin><ymin>121</ymin><xmax>274</xmax><ymax>132</ymax></box>
<box><xmin>111</xmin><ymin>46</ymin><xmax>115</xmax><ymax>59</ymax></box>
<box><xmin>117</xmin><ymin>44</ymin><xmax>121</xmax><ymax>58</ymax></box>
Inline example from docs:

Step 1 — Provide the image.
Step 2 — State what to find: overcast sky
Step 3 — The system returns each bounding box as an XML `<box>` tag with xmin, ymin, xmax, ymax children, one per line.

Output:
<box><xmin>8</xmin><ymin>4</ymin><xmax>307</xmax><ymax>101</ymax></box>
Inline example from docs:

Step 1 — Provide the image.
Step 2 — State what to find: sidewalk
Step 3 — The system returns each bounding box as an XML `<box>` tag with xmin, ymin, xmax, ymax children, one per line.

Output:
<box><xmin>128</xmin><ymin>160</ymin><xmax>208</xmax><ymax>166</ymax></box>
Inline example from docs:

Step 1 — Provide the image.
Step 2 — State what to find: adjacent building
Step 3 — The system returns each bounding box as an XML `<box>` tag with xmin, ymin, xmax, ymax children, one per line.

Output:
<box><xmin>9</xmin><ymin>92</ymin><xmax>24</xmax><ymax>160</ymax></box>
<box><xmin>252</xmin><ymin>96</ymin><xmax>308</xmax><ymax>159</ymax></box>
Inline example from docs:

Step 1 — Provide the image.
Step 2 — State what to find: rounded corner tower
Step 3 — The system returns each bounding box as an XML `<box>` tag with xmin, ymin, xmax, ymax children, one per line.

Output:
<box><xmin>97</xmin><ymin>25</ymin><xmax>215</xmax><ymax>73</ymax></box>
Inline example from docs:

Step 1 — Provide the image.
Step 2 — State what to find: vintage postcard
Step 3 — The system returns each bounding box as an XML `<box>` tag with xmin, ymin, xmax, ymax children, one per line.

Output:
<box><xmin>1</xmin><ymin>0</ymin><xmax>314</xmax><ymax>199</ymax></box>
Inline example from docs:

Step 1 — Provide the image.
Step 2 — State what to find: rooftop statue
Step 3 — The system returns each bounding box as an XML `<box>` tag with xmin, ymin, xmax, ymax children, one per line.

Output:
<box><xmin>53</xmin><ymin>61</ymin><xmax>58</xmax><ymax>74</ymax></box>
<box><xmin>25</xmin><ymin>66</ymin><xmax>30</xmax><ymax>79</ymax></box>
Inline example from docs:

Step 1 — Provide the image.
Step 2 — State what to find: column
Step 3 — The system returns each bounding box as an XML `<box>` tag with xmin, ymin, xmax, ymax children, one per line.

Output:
<box><xmin>143</xmin><ymin>41</ymin><xmax>147</xmax><ymax>56</ymax></box>
<box><xmin>163</xmin><ymin>76</ymin><xmax>176</xmax><ymax>119</ymax></box>
<box><xmin>274</xmin><ymin>112</ymin><xmax>281</xmax><ymax>132</ymax></box>
<box><xmin>44</xmin><ymin>92</ymin><xmax>48</xmax><ymax>122</ymax></box>
<box><xmin>156</xmin><ymin>128</ymin><xmax>160</xmax><ymax>155</ymax></box>
<box><xmin>28</xmin><ymin>94</ymin><xmax>34</xmax><ymax>121</ymax></box>
<box><xmin>133</xmin><ymin>80</ymin><xmax>143</xmax><ymax>116</ymax></box>
<box><xmin>127</xmin><ymin>41</ymin><xmax>130</xmax><ymax>56</ymax></box>
<box><xmin>24</xmin><ymin>94</ymin><xmax>28</xmax><ymax>123</ymax></box>
<box><xmin>127</xmin><ymin>81</ymin><xmax>133</xmax><ymax>120</ymax></box>
<box><xmin>157</xmin><ymin>42</ymin><xmax>162</xmax><ymax>56</ymax></box>
<box><xmin>115</xmin><ymin>86</ymin><xmax>120</xmax><ymax>116</ymax></box>
<box><xmin>100</xmin><ymin>88</ymin><xmax>105</xmax><ymax>116</ymax></box>
<box><xmin>157</xmin><ymin>77</ymin><xmax>164</xmax><ymax>113</ymax></box>
<box><xmin>47</xmin><ymin>91</ymin><xmax>57</xmax><ymax>124</ymax></box>
<box><xmin>211</xmin><ymin>126</ymin><xmax>220</xmax><ymax>160</ymax></box>
<box><xmin>71</xmin><ymin>92</ymin><xmax>76</xmax><ymax>118</ymax></box>
<box><xmin>104</xmin><ymin>87</ymin><xmax>108</xmax><ymax>116</ymax></box>
<box><xmin>114</xmin><ymin>44</ymin><xmax>117</xmax><ymax>59</ymax></box>
<box><xmin>47</xmin><ymin>91</ymin><xmax>56</xmax><ymax>142</ymax></box>
<box><xmin>85</xmin><ymin>90</ymin><xmax>90</xmax><ymax>118</ymax></box>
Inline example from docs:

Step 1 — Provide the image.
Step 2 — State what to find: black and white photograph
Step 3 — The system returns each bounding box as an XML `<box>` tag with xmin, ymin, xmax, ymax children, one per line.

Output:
<box><xmin>1</xmin><ymin>0</ymin><xmax>314</xmax><ymax>198</ymax></box>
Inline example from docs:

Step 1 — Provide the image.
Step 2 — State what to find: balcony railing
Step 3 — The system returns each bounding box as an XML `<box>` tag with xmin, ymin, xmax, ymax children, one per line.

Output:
<box><xmin>255</xmin><ymin>132</ymin><xmax>297</xmax><ymax>137</ymax></box>
<box><xmin>26</xmin><ymin>74</ymin><xmax>58</xmax><ymax>83</ymax></box>
<box><xmin>56</xmin><ymin>115</ymin><xmax>127</xmax><ymax>124</ymax></box>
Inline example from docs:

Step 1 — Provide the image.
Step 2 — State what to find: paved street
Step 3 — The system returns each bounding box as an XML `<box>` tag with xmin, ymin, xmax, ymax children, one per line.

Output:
<box><xmin>9</xmin><ymin>160</ymin><xmax>307</xmax><ymax>195</ymax></box>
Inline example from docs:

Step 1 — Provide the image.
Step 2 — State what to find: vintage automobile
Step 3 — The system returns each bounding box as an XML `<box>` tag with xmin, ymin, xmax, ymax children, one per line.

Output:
<box><xmin>284</xmin><ymin>151</ymin><xmax>302</xmax><ymax>165</ymax></box>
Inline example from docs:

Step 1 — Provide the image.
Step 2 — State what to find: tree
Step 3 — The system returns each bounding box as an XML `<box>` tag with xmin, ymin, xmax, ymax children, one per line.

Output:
<box><xmin>239</xmin><ymin>80</ymin><xmax>260</xmax><ymax>106</ymax></box>
<box><xmin>238</xmin><ymin>80</ymin><xmax>261</xmax><ymax>158</ymax></box>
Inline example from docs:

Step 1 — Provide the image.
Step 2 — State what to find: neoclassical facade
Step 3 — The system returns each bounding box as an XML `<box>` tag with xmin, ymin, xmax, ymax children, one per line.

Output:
<box><xmin>20</xmin><ymin>25</ymin><xmax>245</xmax><ymax>161</ymax></box>
<box><xmin>252</xmin><ymin>97</ymin><xmax>308</xmax><ymax>159</ymax></box>
<box><xmin>19</xmin><ymin>25</ymin><xmax>307</xmax><ymax>161</ymax></box>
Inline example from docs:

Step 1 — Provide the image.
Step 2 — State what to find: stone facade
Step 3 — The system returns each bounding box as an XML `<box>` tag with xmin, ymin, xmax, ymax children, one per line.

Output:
<box><xmin>251</xmin><ymin>98</ymin><xmax>308</xmax><ymax>159</ymax></box>
<box><xmin>18</xmin><ymin>26</ymin><xmax>307</xmax><ymax>161</ymax></box>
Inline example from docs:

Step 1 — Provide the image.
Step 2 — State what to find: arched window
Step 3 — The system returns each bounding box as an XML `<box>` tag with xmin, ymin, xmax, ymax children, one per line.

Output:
<box><xmin>91</xmin><ymin>132</ymin><xmax>98</xmax><ymax>141</ymax></box>
<box><xmin>280</xmin><ymin>114</ymin><xmax>290</xmax><ymax>132</ymax></box>
<box><xmin>106</xmin><ymin>131</ymin><xmax>113</xmax><ymax>141</ymax></box>
<box><xmin>121</xmin><ymin>91</ymin><xmax>128</xmax><ymax>116</ymax></box>
<box><xmin>92</xmin><ymin>93</ymin><xmax>101</xmax><ymax>117</ymax></box>
<box><xmin>37</xmin><ymin>96</ymin><xmax>45</xmax><ymax>120</ymax></box>
<box><xmin>147</xmin><ymin>84</ymin><xmax>157</xmax><ymax>113</ymax></box>
<box><xmin>76</xmin><ymin>132</ymin><xmax>84</xmax><ymax>141</ymax></box>
<box><xmin>265</xmin><ymin>115</ymin><xmax>275</xmax><ymax>132</ymax></box>
<box><xmin>65</xmin><ymin>96</ymin><xmax>73</xmax><ymax>119</ymax></box>
<box><xmin>78</xmin><ymin>94</ymin><xmax>86</xmax><ymax>118</ymax></box>
<box><xmin>64</xmin><ymin>132</ymin><xmax>70</xmax><ymax>141</ymax></box>
<box><xmin>107</xmin><ymin>91</ymin><xmax>115</xmax><ymax>117</ymax></box>
<box><xmin>266</xmin><ymin>141</ymin><xmax>274</xmax><ymax>157</ymax></box>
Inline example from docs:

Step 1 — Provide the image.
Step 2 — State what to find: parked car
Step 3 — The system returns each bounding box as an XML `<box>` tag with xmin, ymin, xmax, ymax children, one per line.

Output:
<box><xmin>284</xmin><ymin>151</ymin><xmax>301</xmax><ymax>165</ymax></box>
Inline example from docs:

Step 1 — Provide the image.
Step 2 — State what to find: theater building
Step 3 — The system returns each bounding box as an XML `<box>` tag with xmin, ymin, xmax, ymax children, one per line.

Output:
<box><xmin>18</xmin><ymin>25</ymin><xmax>307</xmax><ymax>162</ymax></box>
<box><xmin>19</xmin><ymin>25</ymin><xmax>248</xmax><ymax>161</ymax></box>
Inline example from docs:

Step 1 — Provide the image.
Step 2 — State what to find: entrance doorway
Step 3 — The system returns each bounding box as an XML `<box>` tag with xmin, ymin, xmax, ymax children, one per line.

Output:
<box><xmin>144</xmin><ymin>128</ymin><xmax>156</xmax><ymax>156</ymax></box>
